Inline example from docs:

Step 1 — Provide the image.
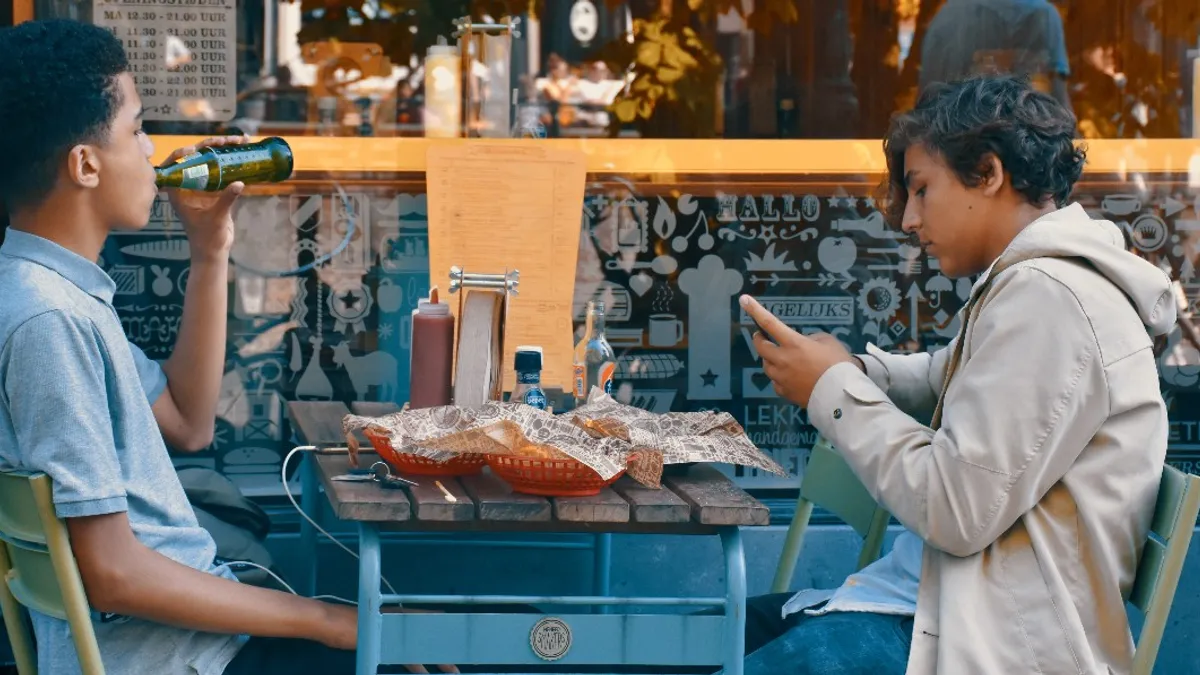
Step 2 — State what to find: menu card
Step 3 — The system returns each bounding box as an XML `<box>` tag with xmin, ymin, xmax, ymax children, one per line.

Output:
<box><xmin>425</xmin><ymin>143</ymin><xmax>586</xmax><ymax>392</ymax></box>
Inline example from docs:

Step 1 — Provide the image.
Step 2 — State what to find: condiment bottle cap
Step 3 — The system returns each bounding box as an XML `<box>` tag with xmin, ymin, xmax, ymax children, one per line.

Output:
<box><xmin>428</xmin><ymin>37</ymin><xmax>458</xmax><ymax>57</ymax></box>
<box><xmin>514</xmin><ymin>346</ymin><xmax>542</xmax><ymax>372</ymax></box>
<box><xmin>416</xmin><ymin>286</ymin><xmax>450</xmax><ymax>315</ymax></box>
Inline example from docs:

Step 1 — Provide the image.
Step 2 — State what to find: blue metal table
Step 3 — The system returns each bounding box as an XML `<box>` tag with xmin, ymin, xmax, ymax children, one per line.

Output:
<box><xmin>287</xmin><ymin>401</ymin><xmax>617</xmax><ymax>604</ymax></box>
<box><xmin>313</xmin><ymin>450</ymin><xmax>768</xmax><ymax>675</ymax></box>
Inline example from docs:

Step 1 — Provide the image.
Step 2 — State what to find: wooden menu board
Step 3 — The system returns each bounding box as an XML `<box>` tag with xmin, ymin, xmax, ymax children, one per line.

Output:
<box><xmin>425</xmin><ymin>143</ymin><xmax>586</xmax><ymax>392</ymax></box>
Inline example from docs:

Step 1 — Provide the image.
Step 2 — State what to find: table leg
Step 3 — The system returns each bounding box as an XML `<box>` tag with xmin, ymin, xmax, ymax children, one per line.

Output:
<box><xmin>299</xmin><ymin>450</ymin><xmax>318</xmax><ymax>597</ymax></box>
<box><xmin>357</xmin><ymin>522</ymin><xmax>383</xmax><ymax>675</ymax></box>
<box><xmin>593</xmin><ymin>533</ymin><xmax>612</xmax><ymax>614</ymax></box>
<box><xmin>720</xmin><ymin>527</ymin><xmax>746</xmax><ymax>675</ymax></box>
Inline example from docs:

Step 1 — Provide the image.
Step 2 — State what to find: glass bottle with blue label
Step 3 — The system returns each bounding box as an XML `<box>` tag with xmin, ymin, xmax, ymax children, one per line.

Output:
<box><xmin>512</xmin><ymin>346</ymin><xmax>548</xmax><ymax>410</ymax></box>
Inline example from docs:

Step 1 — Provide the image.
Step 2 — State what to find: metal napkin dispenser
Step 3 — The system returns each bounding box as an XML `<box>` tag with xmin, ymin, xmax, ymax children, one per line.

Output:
<box><xmin>448</xmin><ymin>266</ymin><xmax>519</xmax><ymax>407</ymax></box>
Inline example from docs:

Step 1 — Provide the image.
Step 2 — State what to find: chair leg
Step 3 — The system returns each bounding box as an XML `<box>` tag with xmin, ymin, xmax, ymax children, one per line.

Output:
<box><xmin>0</xmin><ymin>546</ymin><xmax>38</xmax><ymax>675</ymax></box>
<box><xmin>856</xmin><ymin>507</ymin><xmax>891</xmax><ymax>572</ymax></box>
<box><xmin>31</xmin><ymin>477</ymin><xmax>104</xmax><ymax>674</ymax></box>
<box><xmin>771</xmin><ymin>499</ymin><xmax>814</xmax><ymax>594</ymax></box>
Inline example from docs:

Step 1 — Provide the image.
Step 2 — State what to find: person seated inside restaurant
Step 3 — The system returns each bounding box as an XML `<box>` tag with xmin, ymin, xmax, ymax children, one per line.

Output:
<box><xmin>0</xmin><ymin>18</ymin><xmax>459</xmax><ymax>675</ymax></box>
<box><xmin>919</xmin><ymin>0</ymin><xmax>1072</xmax><ymax>110</ymax></box>
<box><xmin>734</xmin><ymin>74</ymin><xmax>1172</xmax><ymax>674</ymax></box>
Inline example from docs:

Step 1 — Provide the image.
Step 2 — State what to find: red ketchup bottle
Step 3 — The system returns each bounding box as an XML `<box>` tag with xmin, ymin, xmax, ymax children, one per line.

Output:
<box><xmin>408</xmin><ymin>287</ymin><xmax>455</xmax><ymax>409</ymax></box>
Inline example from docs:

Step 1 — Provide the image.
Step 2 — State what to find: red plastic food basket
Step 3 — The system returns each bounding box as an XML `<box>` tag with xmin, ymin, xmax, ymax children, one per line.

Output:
<box><xmin>363</xmin><ymin>427</ymin><xmax>485</xmax><ymax>476</ymax></box>
<box><xmin>485</xmin><ymin>454</ymin><xmax>624</xmax><ymax>497</ymax></box>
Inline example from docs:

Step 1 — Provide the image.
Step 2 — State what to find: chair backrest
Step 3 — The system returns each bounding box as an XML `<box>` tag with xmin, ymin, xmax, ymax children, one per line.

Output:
<box><xmin>1129</xmin><ymin>464</ymin><xmax>1200</xmax><ymax>675</ymax></box>
<box><xmin>771</xmin><ymin>435</ymin><xmax>890</xmax><ymax>593</ymax></box>
<box><xmin>773</xmin><ymin>442</ymin><xmax>1198</xmax><ymax>674</ymax></box>
<box><xmin>800</xmin><ymin>437</ymin><xmax>888</xmax><ymax>543</ymax></box>
<box><xmin>0</xmin><ymin>470</ymin><xmax>105</xmax><ymax>675</ymax></box>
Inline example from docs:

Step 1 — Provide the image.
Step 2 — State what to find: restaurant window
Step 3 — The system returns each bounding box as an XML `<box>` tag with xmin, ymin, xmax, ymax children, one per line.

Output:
<box><xmin>16</xmin><ymin>0</ymin><xmax>1200</xmax><ymax>494</ymax></box>
<box><xmin>22</xmin><ymin>0</ymin><xmax>1198</xmax><ymax>140</ymax></box>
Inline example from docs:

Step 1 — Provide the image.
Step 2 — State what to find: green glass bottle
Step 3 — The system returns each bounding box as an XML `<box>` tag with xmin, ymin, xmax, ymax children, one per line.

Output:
<box><xmin>155</xmin><ymin>137</ymin><xmax>294</xmax><ymax>191</ymax></box>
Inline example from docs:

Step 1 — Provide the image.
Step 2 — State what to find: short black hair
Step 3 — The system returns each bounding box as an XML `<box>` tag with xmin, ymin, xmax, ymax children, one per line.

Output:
<box><xmin>883</xmin><ymin>75</ymin><xmax>1086</xmax><ymax>229</ymax></box>
<box><xmin>0</xmin><ymin>19</ymin><xmax>129</xmax><ymax>213</ymax></box>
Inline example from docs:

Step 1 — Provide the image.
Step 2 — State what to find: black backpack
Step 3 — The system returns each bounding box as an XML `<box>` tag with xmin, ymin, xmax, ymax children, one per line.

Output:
<box><xmin>177</xmin><ymin>467</ymin><xmax>287</xmax><ymax>591</ymax></box>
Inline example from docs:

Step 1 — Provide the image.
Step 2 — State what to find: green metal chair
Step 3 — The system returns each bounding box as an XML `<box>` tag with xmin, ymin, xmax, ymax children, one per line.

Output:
<box><xmin>0</xmin><ymin>469</ymin><xmax>105</xmax><ymax>675</ymax></box>
<box><xmin>771</xmin><ymin>434</ymin><xmax>890</xmax><ymax>593</ymax></box>
<box><xmin>1130</xmin><ymin>463</ymin><xmax>1200</xmax><ymax>675</ymax></box>
<box><xmin>770</xmin><ymin>436</ymin><xmax>1200</xmax><ymax>675</ymax></box>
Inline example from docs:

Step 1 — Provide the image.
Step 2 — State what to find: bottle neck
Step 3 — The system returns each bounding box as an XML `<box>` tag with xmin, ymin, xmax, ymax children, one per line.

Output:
<box><xmin>516</xmin><ymin>370</ymin><xmax>541</xmax><ymax>384</ymax></box>
<box><xmin>589</xmin><ymin>311</ymin><xmax>606</xmax><ymax>337</ymax></box>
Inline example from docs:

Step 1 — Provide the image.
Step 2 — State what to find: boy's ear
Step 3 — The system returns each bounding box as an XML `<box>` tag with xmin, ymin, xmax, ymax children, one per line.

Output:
<box><xmin>66</xmin><ymin>144</ymin><xmax>102</xmax><ymax>189</ymax></box>
<box><xmin>978</xmin><ymin>153</ymin><xmax>1004</xmax><ymax>197</ymax></box>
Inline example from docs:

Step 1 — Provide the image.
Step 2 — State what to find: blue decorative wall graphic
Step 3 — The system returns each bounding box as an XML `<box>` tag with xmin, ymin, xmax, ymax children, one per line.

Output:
<box><xmin>104</xmin><ymin>179</ymin><xmax>1200</xmax><ymax>494</ymax></box>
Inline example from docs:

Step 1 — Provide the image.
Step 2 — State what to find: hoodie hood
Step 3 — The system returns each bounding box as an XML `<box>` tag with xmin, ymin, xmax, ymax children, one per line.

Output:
<box><xmin>979</xmin><ymin>202</ymin><xmax>1176</xmax><ymax>336</ymax></box>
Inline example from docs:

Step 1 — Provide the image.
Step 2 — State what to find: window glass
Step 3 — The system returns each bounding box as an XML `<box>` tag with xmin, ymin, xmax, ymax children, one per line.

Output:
<box><xmin>20</xmin><ymin>0</ymin><xmax>1200</xmax><ymax>494</ymax></box>
<box><xmin>30</xmin><ymin>0</ymin><xmax>1199</xmax><ymax>139</ymax></box>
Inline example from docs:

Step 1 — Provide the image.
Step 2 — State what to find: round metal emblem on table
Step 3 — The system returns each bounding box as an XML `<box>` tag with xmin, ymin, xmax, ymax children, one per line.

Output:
<box><xmin>530</xmin><ymin>617</ymin><xmax>572</xmax><ymax>661</ymax></box>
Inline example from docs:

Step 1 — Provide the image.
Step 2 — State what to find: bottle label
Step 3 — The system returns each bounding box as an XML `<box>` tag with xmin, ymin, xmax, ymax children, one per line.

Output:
<box><xmin>215</xmin><ymin>148</ymin><xmax>272</xmax><ymax>168</ymax></box>
<box><xmin>522</xmin><ymin>388</ymin><xmax>547</xmax><ymax>410</ymax></box>
<box><xmin>573</xmin><ymin>364</ymin><xmax>585</xmax><ymax>398</ymax></box>
<box><xmin>517</xmin><ymin>371</ymin><xmax>540</xmax><ymax>384</ymax></box>
<box><xmin>180</xmin><ymin>164</ymin><xmax>209</xmax><ymax>190</ymax></box>
<box><xmin>597</xmin><ymin>361</ymin><xmax>615</xmax><ymax>395</ymax></box>
<box><xmin>216</xmin><ymin>148</ymin><xmax>274</xmax><ymax>184</ymax></box>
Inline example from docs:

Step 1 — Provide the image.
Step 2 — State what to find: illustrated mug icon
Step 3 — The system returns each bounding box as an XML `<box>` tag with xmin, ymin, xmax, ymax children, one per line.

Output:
<box><xmin>1101</xmin><ymin>194</ymin><xmax>1141</xmax><ymax>217</ymax></box>
<box><xmin>648</xmin><ymin>313</ymin><xmax>684</xmax><ymax>347</ymax></box>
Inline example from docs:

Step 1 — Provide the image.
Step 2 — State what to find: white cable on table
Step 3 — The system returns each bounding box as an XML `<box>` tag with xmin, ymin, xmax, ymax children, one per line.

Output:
<box><xmin>281</xmin><ymin>445</ymin><xmax>398</xmax><ymax>595</ymax></box>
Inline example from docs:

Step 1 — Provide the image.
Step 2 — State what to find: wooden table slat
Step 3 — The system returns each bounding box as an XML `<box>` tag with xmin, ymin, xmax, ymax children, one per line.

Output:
<box><xmin>406</xmin><ymin>476</ymin><xmax>476</xmax><ymax>521</ymax></box>
<box><xmin>459</xmin><ymin>473</ymin><xmax>552</xmax><ymax>522</ymax></box>
<box><xmin>293</xmin><ymin>401</ymin><xmax>771</xmax><ymax>530</ymax></box>
<box><xmin>315</xmin><ymin>454</ymin><xmax>412</xmax><ymax>522</ymax></box>
<box><xmin>610</xmin><ymin>476</ymin><xmax>691</xmax><ymax>523</ymax></box>
<box><xmin>351</xmin><ymin>401</ymin><xmax>477</xmax><ymax>521</ymax></box>
<box><xmin>551</xmin><ymin>488</ymin><xmax>631</xmax><ymax>523</ymax></box>
<box><xmin>287</xmin><ymin>401</ymin><xmax>352</xmax><ymax>445</ymax></box>
<box><xmin>663</xmin><ymin>465</ymin><xmax>769</xmax><ymax>526</ymax></box>
<box><xmin>350</xmin><ymin>401</ymin><xmax>402</xmax><ymax>418</ymax></box>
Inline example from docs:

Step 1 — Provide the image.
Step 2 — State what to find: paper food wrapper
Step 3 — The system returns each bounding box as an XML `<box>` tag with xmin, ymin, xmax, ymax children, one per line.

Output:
<box><xmin>342</xmin><ymin>389</ymin><xmax>787</xmax><ymax>488</ymax></box>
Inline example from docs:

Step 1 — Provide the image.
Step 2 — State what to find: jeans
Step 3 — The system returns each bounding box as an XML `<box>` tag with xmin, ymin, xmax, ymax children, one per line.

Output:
<box><xmin>718</xmin><ymin>593</ymin><xmax>914</xmax><ymax>675</ymax></box>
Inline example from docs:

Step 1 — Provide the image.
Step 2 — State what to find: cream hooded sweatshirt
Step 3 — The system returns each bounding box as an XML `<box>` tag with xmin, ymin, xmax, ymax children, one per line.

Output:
<box><xmin>809</xmin><ymin>202</ymin><xmax>1176</xmax><ymax>674</ymax></box>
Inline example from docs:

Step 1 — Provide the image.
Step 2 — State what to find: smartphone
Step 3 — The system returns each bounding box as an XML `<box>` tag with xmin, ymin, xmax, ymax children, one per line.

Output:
<box><xmin>752</xmin><ymin>327</ymin><xmax>778</xmax><ymax>346</ymax></box>
<box><xmin>742</xmin><ymin>295</ymin><xmax>779</xmax><ymax>345</ymax></box>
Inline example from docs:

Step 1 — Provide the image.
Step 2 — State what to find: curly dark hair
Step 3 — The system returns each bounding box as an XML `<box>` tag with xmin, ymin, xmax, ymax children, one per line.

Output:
<box><xmin>0</xmin><ymin>19</ymin><xmax>129</xmax><ymax>218</ymax></box>
<box><xmin>883</xmin><ymin>75</ymin><xmax>1086</xmax><ymax>229</ymax></box>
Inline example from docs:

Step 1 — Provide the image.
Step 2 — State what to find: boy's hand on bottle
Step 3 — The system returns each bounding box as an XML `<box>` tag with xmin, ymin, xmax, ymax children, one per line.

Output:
<box><xmin>164</xmin><ymin>135</ymin><xmax>248</xmax><ymax>263</ymax></box>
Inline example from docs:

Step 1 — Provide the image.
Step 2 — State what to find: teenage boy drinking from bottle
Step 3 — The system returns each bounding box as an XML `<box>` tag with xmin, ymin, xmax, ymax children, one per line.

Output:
<box><xmin>0</xmin><ymin>18</ymin><xmax>455</xmax><ymax>675</ymax></box>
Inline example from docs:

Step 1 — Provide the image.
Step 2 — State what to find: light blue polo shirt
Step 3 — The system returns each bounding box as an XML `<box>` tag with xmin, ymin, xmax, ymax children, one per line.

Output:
<box><xmin>0</xmin><ymin>229</ymin><xmax>246</xmax><ymax>674</ymax></box>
